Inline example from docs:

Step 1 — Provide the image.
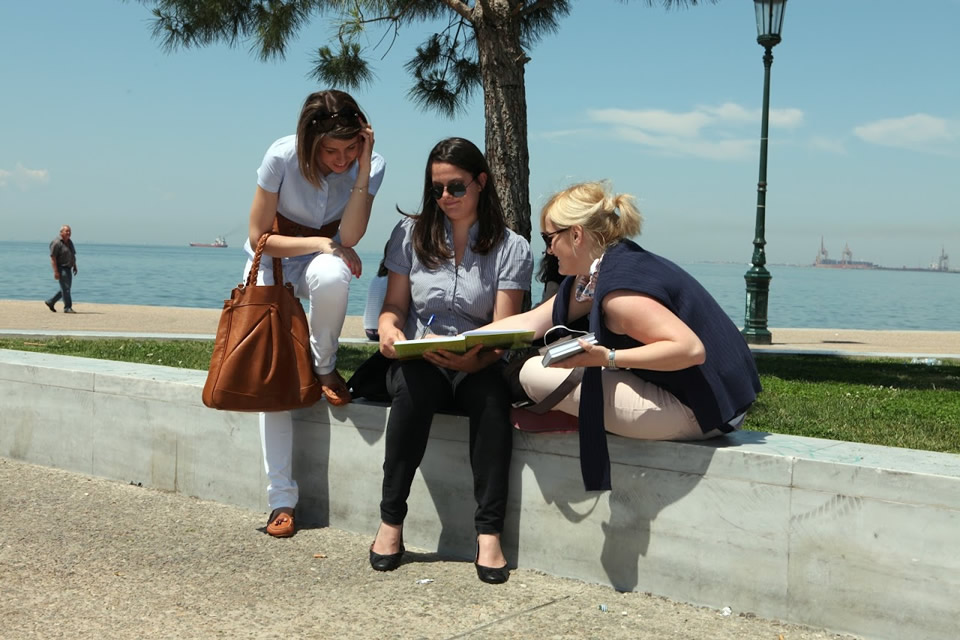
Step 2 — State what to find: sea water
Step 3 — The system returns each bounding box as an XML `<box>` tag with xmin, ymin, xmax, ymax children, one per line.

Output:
<box><xmin>2</xmin><ymin>241</ymin><xmax>957</xmax><ymax>331</ymax></box>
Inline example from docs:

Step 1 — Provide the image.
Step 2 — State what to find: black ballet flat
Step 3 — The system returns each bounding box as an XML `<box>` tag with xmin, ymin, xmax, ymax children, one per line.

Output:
<box><xmin>369</xmin><ymin>528</ymin><xmax>404</xmax><ymax>572</ymax></box>
<box><xmin>474</xmin><ymin>541</ymin><xmax>510</xmax><ymax>584</ymax></box>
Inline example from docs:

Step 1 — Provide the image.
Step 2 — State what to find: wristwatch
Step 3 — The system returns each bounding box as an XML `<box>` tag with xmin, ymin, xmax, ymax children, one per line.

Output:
<box><xmin>607</xmin><ymin>348</ymin><xmax>618</xmax><ymax>370</ymax></box>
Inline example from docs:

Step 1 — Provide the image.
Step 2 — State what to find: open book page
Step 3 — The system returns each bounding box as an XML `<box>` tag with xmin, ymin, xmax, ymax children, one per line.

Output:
<box><xmin>392</xmin><ymin>336</ymin><xmax>466</xmax><ymax>359</ymax></box>
<box><xmin>462</xmin><ymin>329</ymin><xmax>536</xmax><ymax>350</ymax></box>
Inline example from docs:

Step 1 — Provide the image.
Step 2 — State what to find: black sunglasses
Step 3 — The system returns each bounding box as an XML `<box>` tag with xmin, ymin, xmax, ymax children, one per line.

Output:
<box><xmin>431</xmin><ymin>178</ymin><xmax>475</xmax><ymax>200</ymax></box>
<box><xmin>311</xmin><ymin>108</ymin><xmax>361</xmax><ymax>128</ymax></box>
<box><xmin>540</xmin><ymin>227</ymin><xmax>569</xmax><ymax>248</ymax></box>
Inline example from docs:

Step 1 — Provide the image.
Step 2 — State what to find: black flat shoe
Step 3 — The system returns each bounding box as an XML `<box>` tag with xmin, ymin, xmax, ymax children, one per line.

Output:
<box><xmin>369</xmin><ymin>527</ymin><xmax>404</xmax><ymax>572</ymax></box>
<box><xmin>474</xmin><ymin>540</ymin><xmax>510</xmax><ymax>584</ymax></box>
<box><xmin>475</xmin><ymin>561</ymin><xmax>510</xmax><ymax>584</ymax></box>
<box><xmin>369</xmin><ymin>544</ymin><xmax>405</xmax><ymax>571</ymax></box>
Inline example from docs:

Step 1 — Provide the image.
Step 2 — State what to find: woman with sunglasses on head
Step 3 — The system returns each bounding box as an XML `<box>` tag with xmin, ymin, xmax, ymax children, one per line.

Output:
<box><xmin>371</xmin><ymin>137</ymin><xmax>532</xmax><ymax>583</ymax></box>
<box><xmin>244</xmin><ymin>89</ymin><xmax>385</xmax><ymax>537</ymax></box>
<box><xmin>479</xmin><ymin>181</ymin><xmax>761</xmax><ymax>491</ymax></box>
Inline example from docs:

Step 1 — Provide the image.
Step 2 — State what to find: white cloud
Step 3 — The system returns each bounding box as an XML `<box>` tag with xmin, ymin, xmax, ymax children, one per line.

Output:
<box><xmin>853</xmin><ymin>114</ymin><xmax>959</xmax><ymax>155</ymax></box>
<box><xmin>588</xmin><ymin>108</ymin><xmax>713</xmax><ymax>138</ymax></box>
<box><xmin>539</xmin><ymin>128</ymin><xmax>596</xmax><ymax>140</ymax></box>
<box><xmin>0</xmin><ymin>163</ymin><xmax>50</xmax><ymax>190</ymax></box>
<box><xmin>577</xmin><ymin>102</ymin><xmax>804</xmax><ymax>161</ymax></box>
<box><xmin>698</xmin><ymin>103</ymin><xmax>755</xmax><ymax>124</ymax></box>
<box><xmin>768</xmin><ymin>108</ymin><xmax>804</xmax><ymax>128</ymax></box>
<box><xmin>615</xmin><ymin>127</ymin><xmax>756</xmax><ymax>161</ymax></box>
<box><xmin>697</xmin><ymin>102</ymin><xmax>803</xmax><ymax>128</ymax></box>
<box><xmin>590</xmin><ymin>103</ymin><xmax>803</xmax><ymax>133</ymax></box>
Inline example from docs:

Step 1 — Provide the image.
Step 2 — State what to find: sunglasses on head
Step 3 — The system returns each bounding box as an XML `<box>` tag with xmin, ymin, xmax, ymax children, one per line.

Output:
<box><xmin>431</xmin><ymin>177</ymin><xmax>475</xmax><ymax>200</ymax></box>
<box><xmin>540</xmin><ymin>227</ymin><xmax>569</xmax><ymax>248</ymax></box>
<box><xmin>311</xmin><ymin>108</ymin><xmax>361</xmax><ymax>128</ymax></box>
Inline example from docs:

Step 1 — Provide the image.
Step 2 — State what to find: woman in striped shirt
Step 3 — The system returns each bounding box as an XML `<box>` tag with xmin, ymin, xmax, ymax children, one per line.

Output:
<box><xmin>370</xmin><ymin>138</ymin><xmax>532</xmax><ymax>584</ymax></box>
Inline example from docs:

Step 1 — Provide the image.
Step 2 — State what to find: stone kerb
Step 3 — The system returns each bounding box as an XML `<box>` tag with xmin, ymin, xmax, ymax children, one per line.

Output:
<box><xmin>1</xmin><ymin>349</ymin><xmax>958</xmax><ymax>640</ymax></box>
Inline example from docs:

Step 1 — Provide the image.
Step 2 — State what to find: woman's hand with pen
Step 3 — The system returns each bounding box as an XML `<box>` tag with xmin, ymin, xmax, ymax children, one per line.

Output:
<box><xmin>378</xmin><ymin>302</ymin><xmax>410</xmax><ymax>360</ymax></box>
<box><xmin>378</xmin><ymin>325</ymin><xmax>406</xmax><ymax>359</ymax></box>
<box><xmin>379</xmin><ymin>312</ymin><xmax>436</xmax><ymax>360</ymax></box>
<box><xmin>420</xmin><ymin>314</ymin><xmax>435</xmax><ymax>339</ymax></box>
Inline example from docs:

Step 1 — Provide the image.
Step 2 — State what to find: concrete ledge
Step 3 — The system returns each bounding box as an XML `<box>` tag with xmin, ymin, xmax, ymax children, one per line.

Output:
<box><xmin>2</xmin><ymin>349</ymin><xmax>958</xmax><ymax>640</ymax></box>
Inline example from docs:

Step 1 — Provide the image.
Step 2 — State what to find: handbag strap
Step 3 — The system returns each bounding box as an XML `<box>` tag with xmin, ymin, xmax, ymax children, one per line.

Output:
<box><xmin>525</xmin><ymin>366</ymin><xmax>585</xmax><ymax>415</ymax></box>
<box><xmin>247</xmin><ymin>210</ymin><xmax>336</xmax><ymax>288</ymax></box>
<box><xmin>246</xmin><ymin>232</ymin><xmax>283</xmax><ymax>287</ymax></box>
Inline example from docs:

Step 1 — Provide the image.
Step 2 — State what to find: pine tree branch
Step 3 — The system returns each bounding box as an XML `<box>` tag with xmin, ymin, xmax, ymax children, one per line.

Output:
<box><xmin>436</xmin><ymin>0</ymin><xmax>473</xmax><ymax>22</ymax></box>
<box><xmin>517</xmin><ymin>0</ymin><xmax>561</xmax><ymax>18</ymax></box>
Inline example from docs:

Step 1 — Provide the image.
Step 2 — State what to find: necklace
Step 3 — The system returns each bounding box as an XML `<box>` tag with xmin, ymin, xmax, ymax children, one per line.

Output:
<box><xmin>574</xmin><ymin>254</ymin><xmax>605</xmax><ymax>302</ymax></box>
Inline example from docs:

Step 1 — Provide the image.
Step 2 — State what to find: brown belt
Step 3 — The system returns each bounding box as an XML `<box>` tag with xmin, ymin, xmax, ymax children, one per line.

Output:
<box><xmin>273</xmin><ymin>212</ymin><xmax>340</xmax><ymax>238</ymax></box>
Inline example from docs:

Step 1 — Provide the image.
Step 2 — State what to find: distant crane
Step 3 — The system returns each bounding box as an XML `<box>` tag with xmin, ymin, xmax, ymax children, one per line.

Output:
<box><xmin>934</xmin><ymin>246</ymin><xmax>949</xmax><ymax>271</ymax></box>
<box><xmin>816</xmin><ymin>236</ymin><xmax>830</xmax><ymax>265</ymax></box>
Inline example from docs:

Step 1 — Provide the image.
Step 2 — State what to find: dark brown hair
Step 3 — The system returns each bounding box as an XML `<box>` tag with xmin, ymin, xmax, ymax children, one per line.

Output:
<box><xmin>295</xmin><ymin>90</ymin><xmax>365</xmax><ymax>188</ymax></box>
<box><xmin>403</xmin><ymin>137</ymin><xmax>506</xmax><ymax>270</ymax></box>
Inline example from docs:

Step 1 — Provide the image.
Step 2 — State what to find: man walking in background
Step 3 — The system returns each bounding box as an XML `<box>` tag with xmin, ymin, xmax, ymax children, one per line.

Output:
<box><xmin>45</xmin><ymin>225</ymin><xmax>78</xmax><ymax>313</ymax></box>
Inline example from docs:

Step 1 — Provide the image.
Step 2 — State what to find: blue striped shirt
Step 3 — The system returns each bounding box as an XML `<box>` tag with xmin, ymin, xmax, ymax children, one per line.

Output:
<box><xmin>243</xmin><ymin>135</ymin><xmax>387</xmax><ymax>265</ymax></box>
<box><xmin>384</xmin><ymin>216</ymin><xmax>532</xmax><ymax>339</ymax></box>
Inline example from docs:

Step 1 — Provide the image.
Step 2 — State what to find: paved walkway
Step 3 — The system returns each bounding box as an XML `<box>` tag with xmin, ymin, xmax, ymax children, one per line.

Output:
<box><xmin>0</xmin><ymin>458</ymin><xmax>855</xmax><ymax>639</ymax></box>
<box><xmin>2</xmin><ymin>299</ymin><xmax>959</xmax><ymax>358</ymax></box>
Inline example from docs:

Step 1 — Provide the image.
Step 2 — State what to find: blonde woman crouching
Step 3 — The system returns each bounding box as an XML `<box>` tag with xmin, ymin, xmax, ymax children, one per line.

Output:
<box><xmin>479</xmin><ymin>181</ymin><xmax>761</xmax><ymax>491</ymax></box>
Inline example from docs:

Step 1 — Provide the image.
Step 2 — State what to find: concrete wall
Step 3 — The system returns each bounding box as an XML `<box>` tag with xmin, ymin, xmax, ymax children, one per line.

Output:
<box><xmin>2</xmin><ymin>349</ymin><xmax>959</xmax><ymax>640</ymax></box>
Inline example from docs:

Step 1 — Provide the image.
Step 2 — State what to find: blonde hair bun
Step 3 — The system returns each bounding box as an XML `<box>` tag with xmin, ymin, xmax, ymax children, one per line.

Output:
<box><xmin>540</xmin><ymin>181</ymin><xmax>643</xmax><ymax>248</ymax></box>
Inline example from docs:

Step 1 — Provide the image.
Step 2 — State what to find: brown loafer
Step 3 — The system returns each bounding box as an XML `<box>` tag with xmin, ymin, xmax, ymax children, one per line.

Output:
<box><xmin>266</xmin><ymin>508</ymin><xmax>295</xmax><ymax>538</ymax></box>
<box><xmin>320</xmin><ymin>370</ymin><xmax>352</xmax><ymax>407</ymax></box>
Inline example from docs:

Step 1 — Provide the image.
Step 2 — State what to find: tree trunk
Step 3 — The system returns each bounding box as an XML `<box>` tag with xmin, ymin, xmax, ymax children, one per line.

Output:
<box><xmin>474</xmin><ymin>2</ymin><xmax>532</xmax><ymax>242</ymax></box>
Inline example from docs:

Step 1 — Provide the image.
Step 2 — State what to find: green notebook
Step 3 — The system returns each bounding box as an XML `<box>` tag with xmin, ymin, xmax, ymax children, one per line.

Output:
<box><xmin>392</xmin><ymin>329</ymin><xmax>535</xmax><ymax>360</ymax></box>
<box><xmin>462</xmin><ymin>329</ymin><xmax>536</xmax><ymax>350</ymax></box>
<box><xmin>392</xmin><ymin>336</ymin><xmax>467</xmax><ymax>359</ymax></box>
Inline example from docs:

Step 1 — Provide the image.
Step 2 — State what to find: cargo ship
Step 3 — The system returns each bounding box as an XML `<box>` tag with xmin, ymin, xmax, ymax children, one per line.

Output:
<box><xmin>813</xmin><ymin>238</ymin><xmax>954</xmax><ymax>273</ymax></box>
<box><xmin>190</xmin><ymin>236</ymin><xmax>228</xmax><ymax>248</ymax></box>
<box><xmin>813</xmin><ymin>238</ymin><xmax>876</xmax><ymax>269</ymax></box>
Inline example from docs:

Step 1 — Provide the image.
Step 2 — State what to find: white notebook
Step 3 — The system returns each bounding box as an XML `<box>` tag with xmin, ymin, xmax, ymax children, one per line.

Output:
<box><xmin>540</xmin><ymin>332</ymin><xmax>598</xmax><ymax>366</ymax></box>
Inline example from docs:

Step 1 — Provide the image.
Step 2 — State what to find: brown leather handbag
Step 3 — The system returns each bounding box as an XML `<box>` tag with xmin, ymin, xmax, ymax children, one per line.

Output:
<box><xmin>202</xmin><ymin>233</ymin><xmax>324</xmax><ymax>411</ymax></box>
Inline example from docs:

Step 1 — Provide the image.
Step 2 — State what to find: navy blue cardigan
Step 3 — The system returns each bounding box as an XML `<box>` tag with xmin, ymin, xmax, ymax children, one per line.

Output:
<box><xmin>552</xmin><ymin>240</ymin><xmax>761</xmax><ymax>491</ymax></box>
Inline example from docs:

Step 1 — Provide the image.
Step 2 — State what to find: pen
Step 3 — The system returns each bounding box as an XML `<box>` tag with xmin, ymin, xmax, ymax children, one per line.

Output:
<box><xmin>420</xmin><ymin>314</ymin><xmax>435</xmax><ymax>339</ymax></box>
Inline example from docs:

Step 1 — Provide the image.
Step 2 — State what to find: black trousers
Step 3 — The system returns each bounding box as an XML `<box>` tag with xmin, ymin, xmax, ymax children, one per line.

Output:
<box><xmin>380</xmin><ymin>359</ymin><xmax>513</xmax><ymax>534</ymax></box>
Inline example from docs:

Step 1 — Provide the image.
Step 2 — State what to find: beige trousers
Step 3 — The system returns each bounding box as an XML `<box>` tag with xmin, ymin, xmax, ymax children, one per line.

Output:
<box><xmin>519</xmin><ymin>358</ymin><xmax>722</xmax><ymax>441</ymax></box>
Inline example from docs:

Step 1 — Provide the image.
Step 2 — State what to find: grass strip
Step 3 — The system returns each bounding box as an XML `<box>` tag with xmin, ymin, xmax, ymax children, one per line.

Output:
<box><xmin>2</xmin><ymin>338</ymin><xmax>958</xmax><ymax>453</ymax></box>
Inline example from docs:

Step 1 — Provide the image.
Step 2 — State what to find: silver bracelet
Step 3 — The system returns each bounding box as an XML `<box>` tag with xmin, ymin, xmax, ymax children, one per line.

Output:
<box><xmin>350</xmin><ymin>185</ymin><xmax>369</xmax><ymax>193</ymax></box>
<box><xmin>606</xmin><ymin>348</ymin><xmax>619</xmax><ymax>370</ymax></box>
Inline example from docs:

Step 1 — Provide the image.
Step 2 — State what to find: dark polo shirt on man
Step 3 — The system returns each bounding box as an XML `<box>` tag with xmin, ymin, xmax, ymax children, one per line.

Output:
<box><xmin>50</xmin><ymin>238</ymin><xmax>77</xmax><ymax>268</ymax></box>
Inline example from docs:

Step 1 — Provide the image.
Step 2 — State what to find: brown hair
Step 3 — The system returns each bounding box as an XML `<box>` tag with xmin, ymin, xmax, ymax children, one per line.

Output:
<box><xmin>295</xmin><ymin>90</ymin><xmax>365</xmax><ymax>188</ymax></box>
<box><xmin>401</xmin><ymin>137</ymin><xmax>506</xmax><ymax>270</ymax></box>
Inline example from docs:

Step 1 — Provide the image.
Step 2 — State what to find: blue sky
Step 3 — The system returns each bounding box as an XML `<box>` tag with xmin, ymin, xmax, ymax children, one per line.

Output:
<box><xmin>2</xmin><ymin>0</ymin><xmax>958</xmax><ymax>269</ymax></box>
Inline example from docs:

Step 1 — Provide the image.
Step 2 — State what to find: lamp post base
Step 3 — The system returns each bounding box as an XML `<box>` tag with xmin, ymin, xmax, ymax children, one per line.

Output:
<box><xmin>742</xmin><ymin>328</ymin><xmax>772</xmax><ymax>345</ymax></box>
<box><xmin>743</xmin><ymin>265</ymin><xmax>772</xmax><ymax>345</ymax></box>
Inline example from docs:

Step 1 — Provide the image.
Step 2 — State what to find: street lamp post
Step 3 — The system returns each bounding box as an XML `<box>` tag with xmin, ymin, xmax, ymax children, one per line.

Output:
<box><xmin>742</xmin><ymin>0</ymin><xmax>787</xmax><ymax>345</ymax></box>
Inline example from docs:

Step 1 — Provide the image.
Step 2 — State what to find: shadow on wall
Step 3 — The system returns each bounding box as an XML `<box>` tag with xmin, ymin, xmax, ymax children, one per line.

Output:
<box><xmin>291</xmin><ymin>404</ymin><xmax>387</xmax><ymax>530</ymax></box>
<box><xmin>510</xmin><ymin>429</ymin><xmax>769</xmax><ymax>592</ymax></box>
<box><xmin>285</xmin><ymin>401</ymin><xmax>769</xmax><ymax>593</ymax></box>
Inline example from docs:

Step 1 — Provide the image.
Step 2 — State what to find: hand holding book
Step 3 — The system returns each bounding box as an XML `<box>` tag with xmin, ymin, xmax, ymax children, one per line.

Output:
<box><xmin>540</xmin><ymin>332</ymin><xmax>598</xmax><ymax>366</ymax></box>
<box><xmin>392</xmin><ymin>328</ymin><xmax>535</xmax><ymax>360</ymax></box>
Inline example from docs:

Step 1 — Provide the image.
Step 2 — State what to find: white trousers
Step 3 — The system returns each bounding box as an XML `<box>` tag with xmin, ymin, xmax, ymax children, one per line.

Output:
<box><xmin>243</xmin><ymin>253</ymin><xmax>353</xmax><ymax>509</ymax></box>
<box><xmin>519</xmin><ymin>358</ymin><xmax>722</xmax><ymax>441</ymax></box>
